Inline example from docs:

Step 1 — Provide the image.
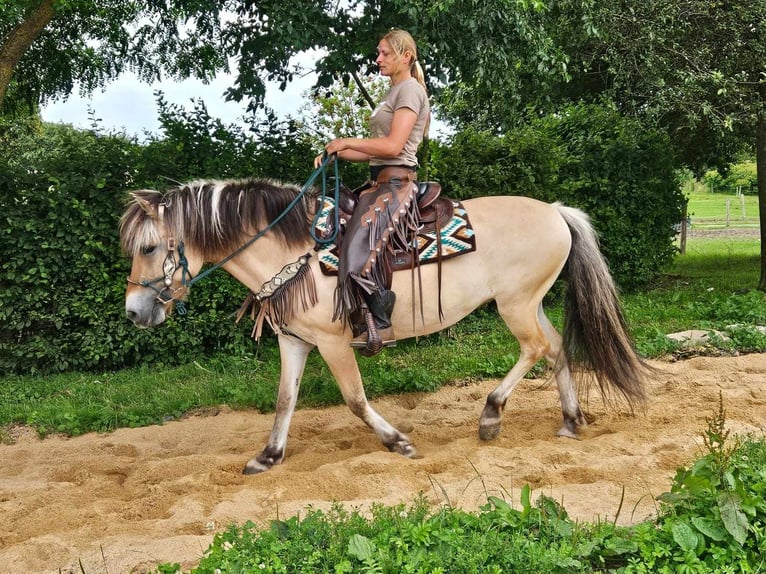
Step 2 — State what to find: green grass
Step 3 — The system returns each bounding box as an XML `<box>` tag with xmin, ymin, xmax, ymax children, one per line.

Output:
<box><xmin>683</xmin><ymin>189</ymin><xmax>760</xmax><ymax>229</ymax></box>
<box><xmin>626</xmin><ymin>233</ymin><xmax>765</xmax><ymax>355</ymax></box>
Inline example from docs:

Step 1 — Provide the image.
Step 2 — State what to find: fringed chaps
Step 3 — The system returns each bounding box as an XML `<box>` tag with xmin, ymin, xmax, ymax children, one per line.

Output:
<box><xmin>333</xmin><ymin>169</ymin><xmax>419</xmax><ymax>325</ymax></box>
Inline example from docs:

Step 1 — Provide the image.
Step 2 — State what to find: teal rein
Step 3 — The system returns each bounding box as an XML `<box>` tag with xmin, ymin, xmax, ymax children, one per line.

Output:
<box><xmin>144</xmin><ymin>154</ymin><xmax>340</xmax><ymax>316</ymax></box>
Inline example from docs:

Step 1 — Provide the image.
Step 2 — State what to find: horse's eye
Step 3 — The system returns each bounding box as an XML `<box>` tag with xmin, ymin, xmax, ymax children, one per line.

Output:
<box><xmin>141</xmin><ymin>245</ymin><xmax>157</xmax><ymax>256</ymax></box>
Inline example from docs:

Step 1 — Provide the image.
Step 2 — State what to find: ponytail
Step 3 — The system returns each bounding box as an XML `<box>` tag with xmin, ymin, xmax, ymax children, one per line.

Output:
<box><xmin>411</xmin><ymin>60</ymin><xmax>430</xmax><ymax>138</ymax></box>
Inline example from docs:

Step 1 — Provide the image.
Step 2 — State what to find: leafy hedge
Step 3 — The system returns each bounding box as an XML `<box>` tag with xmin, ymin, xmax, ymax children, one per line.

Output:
<box><xmin>1</xmin><ymin>101</ymin><xmax>684</xmax><ymax>374</ymax></box>
<box><xmin>0</xmin><ymin>121</ymin><xmax>250</xmax><ymax>374</ymax></box>
<box><xmin>0</xmin><ymin>104</ymin><xmax>314</xmax><ymax>375</ymax></box>
<box><xmin>430</xmin><ymin>102</ymin><xmax>685</xmax><ymax>290</ymax></box>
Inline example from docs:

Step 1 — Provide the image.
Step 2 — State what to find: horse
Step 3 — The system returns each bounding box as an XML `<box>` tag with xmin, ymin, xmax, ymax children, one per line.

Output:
<box><xmin>120</xmin><ymin>177</ymin><xmax>650</xmax><ymax>475</ymax></box>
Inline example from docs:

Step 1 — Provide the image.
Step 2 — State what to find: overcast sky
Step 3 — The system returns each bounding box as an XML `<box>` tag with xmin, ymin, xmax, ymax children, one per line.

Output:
<box><xmin>41</xmin><ymin>64</ymin><xmax>451</xmax><ymax>141</ymax></box>
<box><xmin>40</xmin><ymin>68</ymin><xmax>316</xmax><ymax>138</ymax></box>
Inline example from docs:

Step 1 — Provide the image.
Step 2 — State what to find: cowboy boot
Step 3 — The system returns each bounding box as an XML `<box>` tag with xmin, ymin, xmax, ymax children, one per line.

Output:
<box><xmin>350</xmin><ymin>289</ymin><xmax>396</xmax><ymax>354</ymax></box>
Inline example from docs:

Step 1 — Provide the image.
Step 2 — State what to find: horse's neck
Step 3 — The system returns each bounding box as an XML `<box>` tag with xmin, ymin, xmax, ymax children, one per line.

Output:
<box><xmin>219</xmin><ymin>235</ymin><xmax>315</xmax><ymax>292</ymax></box>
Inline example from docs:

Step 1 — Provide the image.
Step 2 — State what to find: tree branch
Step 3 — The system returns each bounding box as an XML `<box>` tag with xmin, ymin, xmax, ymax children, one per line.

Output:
<box><xmin>351</xmin><ymin>69</ymin><xmax>375</xmax><ymax>110</ymax></box>
<box><xmin>0</xmin><ymin>0</ymin><xmax>57</xmax><ymax>109</ymax></box>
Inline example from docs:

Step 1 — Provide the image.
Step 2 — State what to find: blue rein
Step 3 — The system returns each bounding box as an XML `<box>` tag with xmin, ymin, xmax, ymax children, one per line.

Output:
<box><xmin>132</xmin><ymin>154</ymin><xmax>340</xmax><ymax>315</ymax></box>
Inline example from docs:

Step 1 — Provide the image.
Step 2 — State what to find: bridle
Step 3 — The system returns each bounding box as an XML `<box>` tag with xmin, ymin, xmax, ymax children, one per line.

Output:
<box><xmin>126</xmin><ymin>154</ymin><xmax>340</xmax><ymax>315</ymax></box>
<box><xmin>126</xmin><ymin>200</ymin><xmax>195</xmax><ymax>314</ymax></box>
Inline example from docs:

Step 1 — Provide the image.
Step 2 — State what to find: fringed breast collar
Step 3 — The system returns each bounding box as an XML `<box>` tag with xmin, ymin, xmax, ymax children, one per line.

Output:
<box><xmin>236</xmin><ymin>252</ymin><xmax>318</xmax><ymax>340</ymax></box>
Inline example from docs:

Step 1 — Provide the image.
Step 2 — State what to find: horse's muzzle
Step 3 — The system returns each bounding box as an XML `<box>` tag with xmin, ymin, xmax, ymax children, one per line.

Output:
<box><xmin>125</xmin><ymin>294</ymin><xmax>167</xmax><ymax>327</ymax></box>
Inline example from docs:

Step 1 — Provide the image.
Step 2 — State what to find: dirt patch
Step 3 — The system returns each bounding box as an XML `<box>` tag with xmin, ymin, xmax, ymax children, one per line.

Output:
<box><xmin>1</xmin><ymin>354</ymin><xmax>765</xmax><ymax>573</ymax></box>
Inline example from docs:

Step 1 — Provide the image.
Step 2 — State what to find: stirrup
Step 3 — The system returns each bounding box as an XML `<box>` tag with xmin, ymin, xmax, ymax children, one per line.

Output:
<box><xmin>350</xmin><ymin>308</ymin><xmax>395</xmax><ymax>355</ymax></box>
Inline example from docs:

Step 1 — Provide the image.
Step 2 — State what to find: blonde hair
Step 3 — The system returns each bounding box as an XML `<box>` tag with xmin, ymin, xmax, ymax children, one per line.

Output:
<box><xmin>381</xmin><ymin>29</ymin><xmax>430</xmax><ymax>137</ymax></box>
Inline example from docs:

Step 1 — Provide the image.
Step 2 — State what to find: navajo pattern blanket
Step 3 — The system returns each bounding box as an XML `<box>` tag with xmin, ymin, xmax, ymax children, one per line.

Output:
<box><xmin>314</xmin><ymin>196</ymin><xmax>477</xmax><ymax>277</ymax></box>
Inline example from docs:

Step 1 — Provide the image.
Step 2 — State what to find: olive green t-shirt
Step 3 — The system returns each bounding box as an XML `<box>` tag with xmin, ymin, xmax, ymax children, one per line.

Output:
<box><xmin>369</xmin><ymin>78</ymin><xmax>429</xmax><ymax>168</ymax></box>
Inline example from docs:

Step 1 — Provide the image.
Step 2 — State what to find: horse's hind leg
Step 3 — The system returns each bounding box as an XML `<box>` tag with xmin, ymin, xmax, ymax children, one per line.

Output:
<box><xmin>537</xmin><ymin>305</ymin><xmax>587</xmax><ymax>438</ymax></box>
<box><xmin>318</xmin><ymin>342</ymin><xmax>416</xmax><ymax>458</ymax></box>
<box><xmin>479</xmin><ymin>302</ymin><xmax>551</xmax><ymax>441</ymax></box>
<box><xmin>243</xmin><ymin>334</ymin><xmax>313</xmax><ymax>475</ymax></box>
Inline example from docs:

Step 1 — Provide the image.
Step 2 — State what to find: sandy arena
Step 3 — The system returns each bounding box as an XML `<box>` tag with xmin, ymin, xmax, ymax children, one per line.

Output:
<box><xmin>1</xmin><ymin>353</ymin><xmax>765</xmax><ymax>573</ymax></box>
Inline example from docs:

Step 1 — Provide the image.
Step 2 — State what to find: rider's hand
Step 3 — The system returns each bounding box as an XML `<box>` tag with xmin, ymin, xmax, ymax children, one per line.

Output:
<box><xmin>314</xmin><ymin>152</ymin><xmax>336</xmax><ymax>168</ymax></box>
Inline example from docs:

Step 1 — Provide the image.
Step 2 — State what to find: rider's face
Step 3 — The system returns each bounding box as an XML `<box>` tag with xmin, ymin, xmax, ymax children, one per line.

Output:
<box><xmin>376</xmin><ymin>40</ymin><xmax>409</xmax><ymax>79</ymax></box>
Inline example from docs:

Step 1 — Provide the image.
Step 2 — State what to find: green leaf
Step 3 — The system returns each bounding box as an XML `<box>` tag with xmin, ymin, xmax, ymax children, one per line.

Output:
<box><xmin>671</xmin><ymin>521</ymin><xmax>699</xmax><ymax>552</ymax></box>
<box><xmin>691</xmin><ymin>517</ymin><xmax>728</xmax><ymax>542</ymax></box>
<box><xmin>486</xmin><ymin>496</ymin><xmax>512</xmax><ymax>512</ymax></box>
<box><xmin>347</xmin><ymin>534</ymin><xmax>376</xmax><ymax>561</ymax></box>
<box><xmin>520</xmin><ymin>484</ymin><xmax>532</xmax><ymax>514</ymax></box>
<box><xmin>718</xmin><ymin>492</ymin><xmax>749</xmax><ymax>545</ymax></box>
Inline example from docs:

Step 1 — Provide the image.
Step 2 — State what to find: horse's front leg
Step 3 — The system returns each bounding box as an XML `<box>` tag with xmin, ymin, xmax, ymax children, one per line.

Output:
<box><xmin>243</xmin><ymin>334</ymin><xmax>314</xmax><ymax>475</ymax></box>
<box><xmin>318</xmin><ymin>342</ymin><xmax>417</xmax><ymax>458</ymax></box>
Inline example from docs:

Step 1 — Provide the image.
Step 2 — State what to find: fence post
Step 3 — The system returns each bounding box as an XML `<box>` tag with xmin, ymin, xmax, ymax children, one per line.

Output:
<box><xmin>726</xmin><ymin>198</ymin><xmax>730</xmax><ymax>227</ymax></box>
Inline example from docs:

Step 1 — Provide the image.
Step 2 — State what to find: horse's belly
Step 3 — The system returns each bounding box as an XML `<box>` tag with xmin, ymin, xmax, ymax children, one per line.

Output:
<box><xmin>389</xmin><ymin>196</ymin><xmax>571</xmax><ymax>338</ymax></box>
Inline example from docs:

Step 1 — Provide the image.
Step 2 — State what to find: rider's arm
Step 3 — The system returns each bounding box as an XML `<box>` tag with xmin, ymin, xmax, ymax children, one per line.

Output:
<box><xmin>327</xmin><ymin>107</ymin><xmax>418</xmax><ymax>160</ymax></box>
<box><xmin>335</xmin><ymin>149</ymin><xmax>373</xmax><ymax>162</ymax></box>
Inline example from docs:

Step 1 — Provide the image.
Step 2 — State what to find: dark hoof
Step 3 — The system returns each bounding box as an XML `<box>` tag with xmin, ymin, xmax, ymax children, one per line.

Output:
<box><xmin>242</xmin><ymin>460</ymin><xmax>270</xmax><ymax>475</ymax></box>
<box><xmin>479</xmin><ymin>422</ymin><xmax>501</xmax><ymax>441</ymax></box>
<box><xmin>387</xmin><ymin>439</ymin><xmax>418</xmax><ymax>458</ymax></box>
<box><xmin>556</xmin><ymin>425</ymin><xmax>579</xmax><ymax>439</ymax></box>
<box><xmin>242</xmin><ymin>451</ymin><xmax>281</xmax><ymax>474</ymax></box>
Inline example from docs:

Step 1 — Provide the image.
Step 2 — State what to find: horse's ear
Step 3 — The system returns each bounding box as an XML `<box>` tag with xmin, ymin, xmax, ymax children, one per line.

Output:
<box><xmin>131</xmin><ymin>192</ymin><xmax>159</xmax><ymax>221</ymax></box>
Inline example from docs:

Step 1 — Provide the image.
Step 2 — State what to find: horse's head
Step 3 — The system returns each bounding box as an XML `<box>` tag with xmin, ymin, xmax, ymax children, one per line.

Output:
<box><xmin>120</xmin><ymin>190</ymin><xmax>205</xmax><ymax>327</ymax></box>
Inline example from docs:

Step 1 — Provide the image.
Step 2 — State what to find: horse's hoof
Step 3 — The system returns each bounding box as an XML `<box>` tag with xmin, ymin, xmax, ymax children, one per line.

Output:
<box><xmin>556</xmin><ymin>418</ymin><xmax>581</xmax><ymax>439</ymax></box>
<box><xmin>389</xmin><ymin>440</ymin><xmax>418</xmax><ymax>458</ymax></box>
<box><xmin>242</xmin><ymin>459</ymin><xmax>271</xmax><ymax>475</ymax></box>
<box><xmin>556</xmin><ymin>427</ymin><xmax>579</xmax><ymax>439</ymax></box>
<box><xmin>242</xmin><ymin>452</ymin><xmax>280</xmax><ymax>475</ymax></box>
<box><xmin>479</xmin><ymin>422</ymin><xmax>501</xmax><ymax>441</ymax></box>
<box><xmin>556</xmin><ymin>413</ymin><xmax>586</xmax><ymax>439</ymax></box>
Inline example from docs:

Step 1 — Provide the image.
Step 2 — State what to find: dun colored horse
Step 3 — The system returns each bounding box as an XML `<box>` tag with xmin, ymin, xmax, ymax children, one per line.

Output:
<box><xmin>120</xmin><ymin>177</ymin><xmax>649</xmax><ymax>474</ymax></box>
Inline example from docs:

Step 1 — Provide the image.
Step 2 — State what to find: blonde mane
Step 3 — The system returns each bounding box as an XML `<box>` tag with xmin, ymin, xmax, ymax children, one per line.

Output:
<box><xmin>120</xmin><ymin>178</ymin><xmax>317</xmax><ymax>257</ymax></box>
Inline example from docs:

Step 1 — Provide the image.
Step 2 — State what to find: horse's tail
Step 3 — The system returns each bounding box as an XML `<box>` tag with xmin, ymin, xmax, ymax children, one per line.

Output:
<box><xmin>554</xmin><ymin>203</ymin><xmax>650</xmax><ymax>408</ymax></box>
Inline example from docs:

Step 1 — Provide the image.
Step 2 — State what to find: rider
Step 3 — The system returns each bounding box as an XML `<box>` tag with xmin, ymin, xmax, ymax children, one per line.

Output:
<box><xmin>314</xmin><ymin>29</ymin><xmax>431</xmax><ymax>355</ymax></box>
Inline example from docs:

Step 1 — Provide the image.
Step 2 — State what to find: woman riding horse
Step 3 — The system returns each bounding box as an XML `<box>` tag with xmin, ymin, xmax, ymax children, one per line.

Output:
<box><xmin>314</xmin><ymin>29</ymin><xmax>431</xmax><ymax>356</ymax></box>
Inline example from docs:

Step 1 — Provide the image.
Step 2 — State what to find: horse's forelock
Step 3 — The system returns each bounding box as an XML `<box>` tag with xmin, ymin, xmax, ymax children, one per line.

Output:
<box><xmin>120</xmin><ymin>190</ymin><xmax>165</xmax><ymax>256</ymax></box>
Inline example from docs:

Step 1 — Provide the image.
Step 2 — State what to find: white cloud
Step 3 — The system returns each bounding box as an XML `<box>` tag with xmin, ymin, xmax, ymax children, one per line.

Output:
<box><xmin>40</xmin><ymin>52</ymin><xmax>452</xmax><ymax>140</ymax></box>
<box><xmin>41</xmin><ymin>68</ymin><xmax>316</xmax><ymax>137</ymax></box>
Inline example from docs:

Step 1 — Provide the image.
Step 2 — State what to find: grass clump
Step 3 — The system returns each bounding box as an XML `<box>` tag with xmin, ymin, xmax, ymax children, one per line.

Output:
<box><xmin>167</xmin><ymin>492</ymin><xmax>602</xmax><ymax>574</ymax></box>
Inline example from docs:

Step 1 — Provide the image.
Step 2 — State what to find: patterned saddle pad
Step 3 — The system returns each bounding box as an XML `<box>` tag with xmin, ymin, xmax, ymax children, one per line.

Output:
<box><xmin>315</xmin><ymin>196</ymin><xmax>477</xmax><ymax>276</ymax></box>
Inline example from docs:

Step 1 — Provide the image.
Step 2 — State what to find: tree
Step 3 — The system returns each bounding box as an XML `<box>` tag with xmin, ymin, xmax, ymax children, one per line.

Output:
<box><xmin>223</xmin><ymin>0</ymin><xmax>573</xmax><ymax>116</ymax></box>
<box><xmin>4</xmin><ymin>0</ymin><xmax>575</xmax><ymax>124</ymax></box>
<box><xmin>0</xmin><ymin>0</ymin><xmax>230</xmax><ymax>112</ymax></box>
<box><xmin>557</xmin><ymin>0</ymin><xmax>766</xmax><ymax>288</ymax></box>
<box><xmin>295</xmin><ymin>77</ymin><xmax>387</xmax><ymax>148</ymax></box>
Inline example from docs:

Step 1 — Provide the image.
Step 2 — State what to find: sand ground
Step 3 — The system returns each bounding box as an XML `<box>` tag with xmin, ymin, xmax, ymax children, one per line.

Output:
<box><xmin>1</xmin><ymin>353</ymin><xmax>765</xmax><ymax>573</ymax></box>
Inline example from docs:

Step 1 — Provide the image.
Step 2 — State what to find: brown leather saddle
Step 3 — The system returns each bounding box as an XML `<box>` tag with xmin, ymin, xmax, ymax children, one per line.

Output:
<box><xmin>326</xmin><ymin>181</ymin><xmax>454</xmax><ymax>271</ymax></box>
